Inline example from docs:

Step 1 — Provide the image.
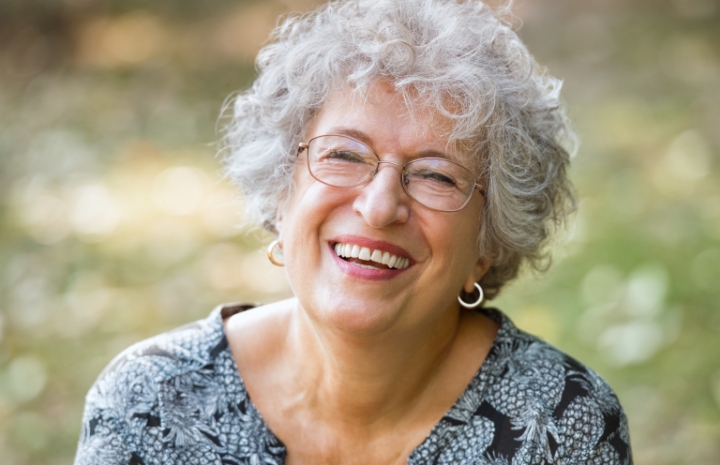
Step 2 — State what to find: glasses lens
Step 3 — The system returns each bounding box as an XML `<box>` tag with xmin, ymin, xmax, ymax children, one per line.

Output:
<box><xmin>307</xmin><ymin>136</ymin><xmax>377</xmax><ymax>187</ymax></box>
<box><xmin>403</xmin><ymin>158</ymin><xmax>475</xmax><ymax>211</ymax></box>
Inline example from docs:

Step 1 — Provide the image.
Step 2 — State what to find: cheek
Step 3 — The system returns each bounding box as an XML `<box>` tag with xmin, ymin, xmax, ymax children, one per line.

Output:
<box><xmin>278</xmin><ymin>181</ymin><xmax>350</xmax><ymax>255</ymax></box>
<box><xmin>436</xmin><ymin>209</ymin><xmax>482</xmax><ymax>267</ymax></box>
<box><xmin>277</xmin><ymin>172</ymin><xmax>322</xmax><ymax>235</ymax></box>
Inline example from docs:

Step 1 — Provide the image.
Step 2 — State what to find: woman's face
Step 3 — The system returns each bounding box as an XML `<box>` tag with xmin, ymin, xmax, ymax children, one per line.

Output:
<box><xmin>278</xmin><ymin>81</ymin><xmax>488</xmax><ymax>335</ymax></box>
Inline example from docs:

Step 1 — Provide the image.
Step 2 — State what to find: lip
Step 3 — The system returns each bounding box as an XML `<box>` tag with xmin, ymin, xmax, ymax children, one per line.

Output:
<box><xmin>327</xmin><ymin>235</ymin><xmax>414</xmax><ymax>280</ymax></box>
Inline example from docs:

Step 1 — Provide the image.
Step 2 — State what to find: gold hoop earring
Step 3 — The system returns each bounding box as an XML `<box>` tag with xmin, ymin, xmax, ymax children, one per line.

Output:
<box><xmin>267</xmin><ymin>239</ymin><xmax>284</xmax><ymax>267</ymax></box>
<box><xmin>458</xmin><ymin>283</ymin><xmax>484</xmax><ymax>309</ymax></box>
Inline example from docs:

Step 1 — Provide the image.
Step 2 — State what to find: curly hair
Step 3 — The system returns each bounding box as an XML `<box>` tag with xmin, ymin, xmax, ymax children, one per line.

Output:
<box><xmin>221</xmin><ymin>0</ymin><xmax>577</xmax><ymax>300</ymax></box>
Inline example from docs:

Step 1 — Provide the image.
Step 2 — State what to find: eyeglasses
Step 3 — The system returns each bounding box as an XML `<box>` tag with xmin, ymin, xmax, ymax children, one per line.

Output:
<box><xmin>297</xmin><ymin>134</ymin><xmax>483</xmax><ymax>212</ymax></box>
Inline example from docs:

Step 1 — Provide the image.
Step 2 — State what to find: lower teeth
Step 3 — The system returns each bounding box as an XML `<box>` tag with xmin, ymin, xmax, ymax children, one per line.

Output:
<box><xmin>355</xmin><ymin>262</ymin><xmax>381</xmax><ymax>270</ymax></box>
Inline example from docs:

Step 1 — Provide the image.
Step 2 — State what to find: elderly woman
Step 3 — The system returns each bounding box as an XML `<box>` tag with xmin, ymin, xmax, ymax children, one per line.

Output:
<box><xmin>75</xmin><ymin>0</ymin><xmax>631</xmax><ymax>464</ymax></box>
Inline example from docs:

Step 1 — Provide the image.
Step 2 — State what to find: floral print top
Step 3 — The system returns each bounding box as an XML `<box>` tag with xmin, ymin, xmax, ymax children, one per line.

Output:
<box><xmin>74</xmin><ymin>304</ymin><xmax>632</xmax><ymax>465</ymax></box>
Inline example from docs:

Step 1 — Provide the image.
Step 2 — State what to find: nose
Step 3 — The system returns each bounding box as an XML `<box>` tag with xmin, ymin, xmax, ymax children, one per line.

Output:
<box><xmin>352</xmin><ymin>161</ymin><xmax>410</xmax><ymax>228</ymax></box>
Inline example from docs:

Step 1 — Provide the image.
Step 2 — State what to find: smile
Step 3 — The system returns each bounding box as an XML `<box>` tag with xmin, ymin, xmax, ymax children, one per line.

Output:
<box><xmin>332</xmin><ymin>242</ymin><xmax>411</xmax><ymax>270</ymax></box>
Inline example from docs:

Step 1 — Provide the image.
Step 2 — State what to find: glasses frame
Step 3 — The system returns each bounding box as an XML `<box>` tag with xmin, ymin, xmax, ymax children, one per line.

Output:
<box><xmin>297</xmin><ymin>134</ymin><xmax>484</xmax><ymax>212</ymax></box>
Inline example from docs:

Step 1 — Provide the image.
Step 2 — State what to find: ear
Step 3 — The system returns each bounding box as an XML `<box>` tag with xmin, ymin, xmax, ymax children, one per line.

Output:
<box><xmin>463</xmin><ymin>255</ymin><xmax>493</xmax><ymax>294</ymax></box>
<box><xmin>273</xmin><ymin>208</ymin><xmax>285</xmax><ymax>243</ymax></box>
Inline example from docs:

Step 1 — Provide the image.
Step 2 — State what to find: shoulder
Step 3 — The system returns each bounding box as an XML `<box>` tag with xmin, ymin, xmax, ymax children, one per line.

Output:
<box><xmin>433</xmin><ymin>308</ymin><xmax>632</xmax><ymax>465</ymax></box>
<box><xmin>482</xmin><ymin>308</ymin><xmax>632</xmax><ymax>464</ymax></box>
<box><xmin>223</xmin><ymin>298</ymin><xmax>294</xmax><ymax>371</ymax></box>
<box><xmin>95</xmin><ymin>306</ymin><xmax>228</xmax><ymax>391</ymax></box>
<box><xmin>75</xmin><ymin>306</ymin><xmax>232</xmax><ymax>464</ymax></box>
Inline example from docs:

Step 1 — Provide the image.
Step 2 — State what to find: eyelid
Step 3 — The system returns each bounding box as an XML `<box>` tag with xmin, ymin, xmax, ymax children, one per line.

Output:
<box><xmin>309</xmin><ymin>133</ymin><xmax>457</xmax><ymax>161</ymax></box>
<box><xmin>308</xmin><ymin>134</ymin><xmax>474</xmax><ymax>176</ymax></box>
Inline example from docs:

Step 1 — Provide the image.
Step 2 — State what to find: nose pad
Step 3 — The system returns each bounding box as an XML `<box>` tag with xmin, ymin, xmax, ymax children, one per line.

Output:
<box><xmin>374</xmin><ymin>160</ymin><xmax>406</xmax><ymax>188</ymax></box>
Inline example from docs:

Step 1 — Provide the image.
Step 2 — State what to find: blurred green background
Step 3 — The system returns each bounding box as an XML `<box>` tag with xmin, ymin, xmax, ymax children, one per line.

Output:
<box><xmin>0</xmin><ymin>0</ymin><xmax>718</xmax><ymax>463</ymax></box>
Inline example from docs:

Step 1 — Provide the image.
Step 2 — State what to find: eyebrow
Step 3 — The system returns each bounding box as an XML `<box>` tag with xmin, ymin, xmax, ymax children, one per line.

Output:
<box><xmin>325</xmin><ymin>127</ymin><xmax>373</xmax><ymax>145</ymax></box>
<box><xmin>322</xmin><ymin>127</ymin><xmax>454</xmax><ymax>160</ymax></box>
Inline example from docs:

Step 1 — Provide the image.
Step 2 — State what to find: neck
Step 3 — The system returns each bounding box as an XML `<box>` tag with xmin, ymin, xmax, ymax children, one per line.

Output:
<box><xmin>286</xmin><ymin>299</ymin><xmax>463</xmax><ymax>427</ymax></box>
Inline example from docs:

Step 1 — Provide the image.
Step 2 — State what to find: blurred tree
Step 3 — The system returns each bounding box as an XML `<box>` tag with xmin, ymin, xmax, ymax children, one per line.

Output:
<box><xmin>0</xmin><ymin>0</ymin><xmax>718</xmax><ymax>464</ymax></box>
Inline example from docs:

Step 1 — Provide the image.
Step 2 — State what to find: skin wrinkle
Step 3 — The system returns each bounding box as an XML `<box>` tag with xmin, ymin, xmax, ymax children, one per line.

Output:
<box><xmin>222</xmin><ymin>0</ymin><xmax>576</xmax><ymax>301</ymax></box>
<box><xmin>222</xmin><ymin>81</ymin><xmax>500</xmax><ymax>463</ymax></box>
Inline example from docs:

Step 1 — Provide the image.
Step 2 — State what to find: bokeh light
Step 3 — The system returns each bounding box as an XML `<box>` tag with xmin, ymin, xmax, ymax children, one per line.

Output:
<box><xmin>0</xmin><ymin>0</ymin><xmax>718</xmax><ymax>464</ymax></box>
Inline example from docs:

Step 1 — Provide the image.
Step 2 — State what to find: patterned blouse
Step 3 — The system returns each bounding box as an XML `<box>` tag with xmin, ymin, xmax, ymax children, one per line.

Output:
<box><xmin>74</xmin><ymin>304</ymin><xmax>632</xmax><ymax>464</ymax></box>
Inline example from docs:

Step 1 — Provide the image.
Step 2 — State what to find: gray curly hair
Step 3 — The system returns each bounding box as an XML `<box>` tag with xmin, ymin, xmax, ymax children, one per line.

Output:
<box><xmin>221</xmin><ymin>0</ymin><xmax>577</xmax><ymax>300</ymax></box>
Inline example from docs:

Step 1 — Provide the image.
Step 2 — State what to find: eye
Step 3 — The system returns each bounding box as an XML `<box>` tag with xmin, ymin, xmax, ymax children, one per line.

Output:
<box><xmin>318</xmin><ymin>148</ymin><xmax>367</xmax><ymax>163</ymax></box>
<box><xmin>408</xmin><ymin>169</ymin><xmax>457</xmax><ymax>186</ymax></box>
<box><xmin>324</xmin><ymin>149</ymin><xmax>367</xmax><ymax>163</ymax></box>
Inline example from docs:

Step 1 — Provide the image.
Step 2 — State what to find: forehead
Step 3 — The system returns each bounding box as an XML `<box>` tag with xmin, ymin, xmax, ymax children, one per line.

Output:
<box><xmin>306</xmin><ymin>81</ymin><xmax>462</xmax><ymax>160</ymax></box>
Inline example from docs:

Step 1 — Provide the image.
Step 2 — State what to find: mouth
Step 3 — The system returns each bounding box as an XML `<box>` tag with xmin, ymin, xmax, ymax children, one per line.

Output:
<box><xmin>331</xmin><ymin>241</ymin><xmax>411</xmax><ymax>271</ymax></box>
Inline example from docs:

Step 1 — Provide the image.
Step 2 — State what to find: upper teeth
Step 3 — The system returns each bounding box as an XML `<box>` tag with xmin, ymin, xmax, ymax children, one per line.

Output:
<box><xmin>333</xmin><ymin>243</ymin><xmax>410</xmax><ymax>270</ymax></box>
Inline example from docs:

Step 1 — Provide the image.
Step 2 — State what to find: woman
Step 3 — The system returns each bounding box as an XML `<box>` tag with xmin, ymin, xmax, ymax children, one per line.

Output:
<box><xmin>75</xmin><ymin>0</ymin><xmax>632</xmax><ymax>464</ymax></box>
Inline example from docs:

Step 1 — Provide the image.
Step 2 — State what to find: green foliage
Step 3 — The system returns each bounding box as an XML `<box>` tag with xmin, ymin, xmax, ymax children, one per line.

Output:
<box><xmin>0</xmin><ymin>0</ymin><xmax>718</xmax><ymax>463</ymax></box>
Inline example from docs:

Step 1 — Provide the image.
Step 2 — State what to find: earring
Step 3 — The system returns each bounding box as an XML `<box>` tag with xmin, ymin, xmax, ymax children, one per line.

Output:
<box><xmin>267</xmin><ymin>239</ymin><xmax>284</xmax><ymax>267</ymax></box>
<box><xmin>458</xmin><ymin>282</ymin><xmax>484</xmax><ymax>309</ymax></box>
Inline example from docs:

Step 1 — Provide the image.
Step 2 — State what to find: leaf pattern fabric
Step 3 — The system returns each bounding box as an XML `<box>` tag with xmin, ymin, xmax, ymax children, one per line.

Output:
<box><xmin>75</xmin><ymin>304</ymin><xmax>632</xmax><ymax>465</ymax></box>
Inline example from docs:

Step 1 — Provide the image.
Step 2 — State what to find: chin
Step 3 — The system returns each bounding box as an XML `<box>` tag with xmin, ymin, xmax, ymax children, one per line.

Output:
<box><xmin>307</xmin><ymin>297</ymin><xmax>403</xmax><ymax>336</ymax></box>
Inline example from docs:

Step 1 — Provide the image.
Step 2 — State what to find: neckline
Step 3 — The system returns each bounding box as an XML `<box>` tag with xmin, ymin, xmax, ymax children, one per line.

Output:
<box><xmin>213</xmin><ymin>303</ymin><xmax>511</xmax><ymax>460</ymax></box>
